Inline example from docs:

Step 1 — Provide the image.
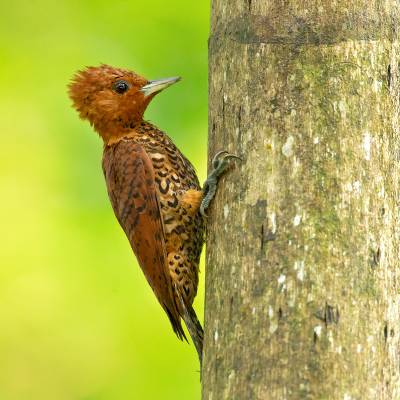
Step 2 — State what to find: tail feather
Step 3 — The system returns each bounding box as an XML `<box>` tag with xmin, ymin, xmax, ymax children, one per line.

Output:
<box><xmin>165</xmin><ymin>306</ymin><xmax>188</xmax><ymax>342</ymax></box>
<box><xmin>175</xmin><ymin>288</ymin><xmax>204</xmax><ymax>365</ymax></box>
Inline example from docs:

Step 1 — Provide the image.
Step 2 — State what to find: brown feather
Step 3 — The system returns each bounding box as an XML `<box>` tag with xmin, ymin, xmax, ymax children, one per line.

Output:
<box><xmin>69</xmin><ymin>65</ymin><xmax>205</xmax><ymax>361</ymax></box>
<box><xmin>102</xmin><ymin>140</ymin><xmax>185</xmax><ymax>339</ymax></box>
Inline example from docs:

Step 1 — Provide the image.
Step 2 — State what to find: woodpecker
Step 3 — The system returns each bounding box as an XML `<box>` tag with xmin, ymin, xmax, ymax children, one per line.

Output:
<box><xmin>68</xmin><ymin>65</ymin><xmax>239</xmax><ymax>363</ymax></box>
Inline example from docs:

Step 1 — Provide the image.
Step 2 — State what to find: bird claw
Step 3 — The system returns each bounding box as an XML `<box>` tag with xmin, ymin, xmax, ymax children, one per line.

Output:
<box><xmin>200</xmin><ymin>205</ymin><xmax>209</xmax><ymax>218</ymax></box>
<box><xmin>211</xmin><ymin>150</ymin><xmax>242</xmax><ymax>170</ymax></box>
<box><xmin>200</xmin><ymin>150</ymin><xmax>241</xmax><ymax>217</ymax></box>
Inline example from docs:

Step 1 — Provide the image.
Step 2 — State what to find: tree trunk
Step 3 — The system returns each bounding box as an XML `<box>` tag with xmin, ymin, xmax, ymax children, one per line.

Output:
<box><xmin>202</xmin><ymin>1</ymin><xmax>400</xmax><ymax>399</ymax></box>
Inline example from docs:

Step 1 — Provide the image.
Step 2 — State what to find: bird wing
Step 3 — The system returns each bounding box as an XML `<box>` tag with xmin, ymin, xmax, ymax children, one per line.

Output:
<box><xmin>102</xmin><ymin>139</ymin><xmax>185</xmax><ymax>340</ymax></box>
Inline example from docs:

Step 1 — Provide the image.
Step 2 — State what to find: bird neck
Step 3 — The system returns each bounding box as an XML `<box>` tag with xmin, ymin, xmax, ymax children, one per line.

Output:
<box><xmin>96</xmin><ymin>116</ymin><xmax>145</xmax><ymax>144</ymax></box>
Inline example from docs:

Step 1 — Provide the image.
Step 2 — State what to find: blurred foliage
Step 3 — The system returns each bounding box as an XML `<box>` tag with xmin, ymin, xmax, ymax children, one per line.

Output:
<box><xmin>0</xmin><ymin>0</ymin><xmax>208</xmax><ymax>399</ymax></box>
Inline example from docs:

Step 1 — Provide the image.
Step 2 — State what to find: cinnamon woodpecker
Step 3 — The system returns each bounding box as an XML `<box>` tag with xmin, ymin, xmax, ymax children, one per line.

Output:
<box><xmin>68</xmin><ymin>64</ymin><xmax>239</xmax><ymax>363</ymax></box>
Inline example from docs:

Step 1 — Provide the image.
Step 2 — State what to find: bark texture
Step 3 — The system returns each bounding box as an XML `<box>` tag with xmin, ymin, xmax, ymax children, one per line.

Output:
<box><xmin>203</xmin><ymin>1</ymin><xmax>400</xmax><ymax>399</ymax></box>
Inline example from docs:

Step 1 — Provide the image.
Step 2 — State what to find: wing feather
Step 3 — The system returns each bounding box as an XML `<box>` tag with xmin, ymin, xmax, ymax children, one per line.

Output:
<box><xmin>102</xmin><ymin>139</ymin><xmax>185</xmax><ymax>339</ymax></box>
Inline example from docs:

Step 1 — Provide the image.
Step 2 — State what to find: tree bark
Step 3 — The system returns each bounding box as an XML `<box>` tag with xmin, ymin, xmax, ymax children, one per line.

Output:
<box><xmin>202</xmin><ymin>1</ymin><xmax>400</xmax><ymax>399</ymax></box>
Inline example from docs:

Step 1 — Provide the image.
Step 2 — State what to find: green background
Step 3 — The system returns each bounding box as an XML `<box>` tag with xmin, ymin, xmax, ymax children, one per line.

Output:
<box><xmin>0</xmin><ymin>1</ymin><xmax>208</xmax><ymax>399</ymax></box>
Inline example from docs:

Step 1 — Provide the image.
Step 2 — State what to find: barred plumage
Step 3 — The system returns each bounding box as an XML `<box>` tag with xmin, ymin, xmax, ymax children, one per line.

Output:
<box><xmin>69</xmin><ymin>64</ymin><xmax>237</xmax><ymax>364</ymax></box>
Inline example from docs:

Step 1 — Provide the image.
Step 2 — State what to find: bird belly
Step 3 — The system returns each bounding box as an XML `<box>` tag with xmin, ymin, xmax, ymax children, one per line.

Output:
<box><xmin>139</xmin><ymin>137</ymin><xmax>204</xmax><ymax>306</ymax></box>
<box><xmin>159</xmin><ymin>187</ymin><xmax>204</xmax><ymax>305</ymax></box>
<box><xmin>151</xmin><ymin>170</ymin><xmax>203</xmax><ymax>305</ymax></box>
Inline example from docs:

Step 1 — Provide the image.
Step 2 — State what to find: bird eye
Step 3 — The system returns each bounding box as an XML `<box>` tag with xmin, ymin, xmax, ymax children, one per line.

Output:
<box><xmin>113</xmin><ymin>80</ymin><xmax>130</xmax><ymax>94</ymax></box>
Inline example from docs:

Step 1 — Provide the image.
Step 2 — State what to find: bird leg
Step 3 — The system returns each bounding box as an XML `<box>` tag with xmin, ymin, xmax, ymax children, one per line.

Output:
<box><xmin>200</xmin><ymin>151</ymin><xmax>241</xmax><ymax>217</ymax></box>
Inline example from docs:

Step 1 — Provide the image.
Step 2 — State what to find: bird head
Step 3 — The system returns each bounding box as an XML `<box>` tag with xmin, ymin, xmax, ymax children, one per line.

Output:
<box><xmin>68</xmin><ymin>64</ymin><xmax>180</xmax><ymax>142</ymax></box>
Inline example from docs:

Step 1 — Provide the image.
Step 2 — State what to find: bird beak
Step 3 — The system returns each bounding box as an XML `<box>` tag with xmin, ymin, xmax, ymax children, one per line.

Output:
<box><xmin>140</xmin><ymin>76</ymin><xmax>181</xmax><ymax>97</ymax></box>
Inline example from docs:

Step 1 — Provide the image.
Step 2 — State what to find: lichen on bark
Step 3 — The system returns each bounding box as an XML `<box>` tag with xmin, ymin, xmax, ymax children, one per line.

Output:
<box><xmin>203</xmin><ymin>1</ymin><xmax>400</xmax><ymax>399</ymax></box>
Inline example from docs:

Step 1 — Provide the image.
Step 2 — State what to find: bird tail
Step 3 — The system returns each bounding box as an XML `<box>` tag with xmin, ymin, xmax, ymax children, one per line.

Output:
<box><xmin>175</xmin><ymin>287</ymin><xmax>204</xmax><ymax>365</ymax></box>
<box><xmin>165</xmin><ymin>307</ymin><xmax>188</xmax><ymax>342</ymax></box>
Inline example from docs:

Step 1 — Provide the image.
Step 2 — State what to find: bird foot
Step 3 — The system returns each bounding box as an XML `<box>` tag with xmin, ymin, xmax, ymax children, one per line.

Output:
<box><xmin>200</xmin><ymin>151</ymin><xmax>241</xmax><ymax>217</ymax></box>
